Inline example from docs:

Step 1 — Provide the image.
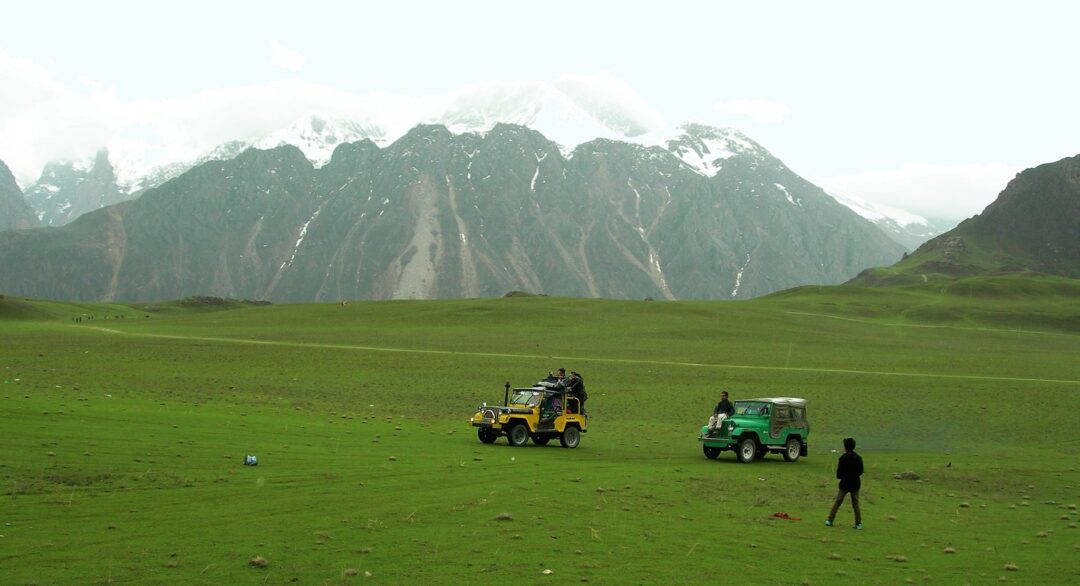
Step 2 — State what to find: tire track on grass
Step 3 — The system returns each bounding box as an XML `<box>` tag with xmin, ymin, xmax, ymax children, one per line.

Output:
<box><xmin>83</xmin><ymin>326</ymin><xmax>1080</xmax><ymax>386</ymax></box>
<box><xmin>785</xmin><ymin>311</ymin><xmax>1079</xmax><ymax>338</ymax></box>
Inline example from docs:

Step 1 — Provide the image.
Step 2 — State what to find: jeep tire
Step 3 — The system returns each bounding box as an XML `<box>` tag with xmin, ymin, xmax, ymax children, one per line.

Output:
<box><xmin>782</xmin><ymin>437</ymin><xmax>801</xmax><ymax>462</ymax></box>
<box><xmin>703</xmin><ymin>445</ymin><xmax>721</xmax><ymax>460</ymax></box>
<box><xmin>737</xmin><ymin>437</ymin><xmax>758</xmax><ymax>463</ymax></box>
<box><xmin>560</xmin><ymin>426</ymin><xmax>581</xmax><ymax>448</ymax></box>
<box><xmin>507</xmin><ymin>423</ymin><xmax>530</xmax><ymax>447</ymax></box>
<box><xmin>478</xmin><ymin>427</ymin><xmax>498</xmax><ymax>444</ymax></box>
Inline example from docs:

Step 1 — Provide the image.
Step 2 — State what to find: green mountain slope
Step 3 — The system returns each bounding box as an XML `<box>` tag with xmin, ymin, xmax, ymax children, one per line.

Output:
<box><xmin>851</xmin><ymin>153</ymin><xmax>1080</xmax><ymax>286</ymax></box>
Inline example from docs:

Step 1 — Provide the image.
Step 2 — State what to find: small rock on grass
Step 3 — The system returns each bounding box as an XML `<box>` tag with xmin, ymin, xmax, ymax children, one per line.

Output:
<box><xmin>943</xmin><ymin>546</ymin><xmax>956</xmax><ymax>554</ymax></box>
<box><xmin>495</xmin><ymin>512</ymin><xmax>513</xmax><ymax>521</ymax></box>
<box><xmin>1035</xmin><ymin>531</ymin><xmax>1049</xmax><ymax>538</ymax></box>
<box><xmin>1003</xmin><ymin>563</ymin><xmax>1019</xmax><ymax>572</ymax></box>
<box><xmin>886</xmin><ymin>554</ymin><xmax>908</xmax><ymax>563</ymax></box>
<box><xmin>343</xmin><ymin>568</ymin><xmax>358</xmax><ymax>576</ymax></box>
<box><xmin>827</xmin><ymin>553</ymin><xmax>842</xmax><ymax>560</ymax></box>
<box><xmin>249</xmin><ymin>556</ymin><xmax>269</xmax><ymax>568</ymax></box>
<box><xmin>542</xmin><ymin>568</ymin><xmax>553</xmax><ymax>575</ymax></box>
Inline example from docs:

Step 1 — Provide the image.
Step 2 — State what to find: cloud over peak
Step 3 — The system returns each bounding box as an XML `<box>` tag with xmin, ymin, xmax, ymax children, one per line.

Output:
<box><xmin>269</xmin><ymin>40</ymin><xmax>306</xmax><ymax>72</ymax></box>
<box><xmin>714</xmin><ymin>99</ymin><xmax>791</xmax><ymax>124</ymax></box>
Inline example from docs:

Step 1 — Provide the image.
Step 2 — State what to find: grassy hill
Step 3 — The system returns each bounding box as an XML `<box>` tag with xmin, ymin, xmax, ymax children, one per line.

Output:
<box><xmin>2</xmin><ymin>288</ymin><xmax>1078</xmax><ymax>583</ymax></box>
<box><xmin>852</xmin><ymin>153</ymin><xmax>1080</xmax><ymax>289</ymax></box>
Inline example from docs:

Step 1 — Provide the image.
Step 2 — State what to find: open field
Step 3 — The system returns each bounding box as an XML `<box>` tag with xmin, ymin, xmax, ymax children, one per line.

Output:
<box><xmin>2</xmin><ymin>281</ymin><xmax>1079</xmax><ymax>584</ymax></box>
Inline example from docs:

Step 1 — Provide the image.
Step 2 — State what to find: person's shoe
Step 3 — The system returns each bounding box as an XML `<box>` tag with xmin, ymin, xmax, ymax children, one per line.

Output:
<box><xmin>853</xmin><ymin>523</ymin><xmax>863</xmax><ymax>530</ymax></box>
<box><xmin>824</xmin><ymin>520</ymin><xmax>833</xmax><ymax>527</ymax></box>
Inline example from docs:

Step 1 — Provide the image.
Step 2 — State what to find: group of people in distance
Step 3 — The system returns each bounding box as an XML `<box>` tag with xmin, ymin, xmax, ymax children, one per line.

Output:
<box><xmin>538</xmin><ymin>368</ymin><xmax>588</xmax><ymax>415</ymax></box>
<box><xmin>706</xmin><ymin>390</ymin><xmax>864</xmax><ymax>529</ymax></box>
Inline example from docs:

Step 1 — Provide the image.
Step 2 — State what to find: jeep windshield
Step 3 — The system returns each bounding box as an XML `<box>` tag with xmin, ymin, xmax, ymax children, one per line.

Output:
<box><xmin>509</xmin><ymin>390</ymin><xmax>543</xmax><ymax>407</ymax></box>
<box><xmin>734</xmin><ymin>401</ymin><xmax>770</xmax><ymax>416</ymax></box>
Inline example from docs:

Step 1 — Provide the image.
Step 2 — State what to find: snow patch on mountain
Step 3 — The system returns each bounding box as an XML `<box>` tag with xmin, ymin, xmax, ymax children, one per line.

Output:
<box><xmin>661</xmin><ymin>123</ymin><xmax>767</xmax><ymax>176</ymax></box>
<box><xmin>775</xmin><ymin>183</ymin><xmax>801</xmax><ymax>206</ymax></box>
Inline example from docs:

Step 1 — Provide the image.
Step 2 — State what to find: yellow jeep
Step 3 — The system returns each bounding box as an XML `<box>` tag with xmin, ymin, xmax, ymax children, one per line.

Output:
<box><xmin>469</xmin><ymin>384</ymin><xmax>587</xmax><ymax>448</ymax></box>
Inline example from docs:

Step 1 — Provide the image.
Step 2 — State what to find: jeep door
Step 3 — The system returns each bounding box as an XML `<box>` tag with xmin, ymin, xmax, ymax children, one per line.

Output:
<box><xmin>770</xmin><ymin>405</ymin><xmax>791</xmax><ymax>441</ymax></box>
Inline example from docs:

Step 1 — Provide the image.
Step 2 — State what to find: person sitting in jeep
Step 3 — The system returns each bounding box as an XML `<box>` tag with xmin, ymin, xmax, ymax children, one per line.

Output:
<box><xmin>540</xmin><ymin>393</ymin><xmax>563</xmax><ymax>424</ymax></box>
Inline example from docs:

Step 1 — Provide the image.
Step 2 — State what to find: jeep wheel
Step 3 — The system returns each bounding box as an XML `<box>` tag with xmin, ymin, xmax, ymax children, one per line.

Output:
<box><xmin>782</xmin><ymin>437</ymin><xmax>801</xmax><ymax>462</ymax></box>
<box><xmin>560</xmin><ymin>426</ymin><xmax>581</xmax><ymax>448</ymax></box>
<box><xmin>737</xmin><ymin>438</ymin><xmax>758</xmax><ymax>463</ymax></box>
<box><xmin>532</xmin><ymin>435</ymin><xmax>551</xmax><ymax>446</ymax></box>
<box><xmin>507</xmin><ymin>423</ymin><xmax>529</xmax><ymax>447</ymax></box>
<box><xmin>477</xmin><ymin>428</ymin><xmax>498</xmax><ymax>444</ymax></box>
<box><xmin>703</xmin><ymin>445</ymin><xmax>721</xmax><ymax>460</ymax></box>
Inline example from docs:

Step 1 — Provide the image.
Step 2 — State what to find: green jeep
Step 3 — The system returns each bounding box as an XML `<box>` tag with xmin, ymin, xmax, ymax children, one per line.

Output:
<box><xmin>698</xmin><ymin>397</ymin><xmax>809</xmax><ymax>463</ymax></box>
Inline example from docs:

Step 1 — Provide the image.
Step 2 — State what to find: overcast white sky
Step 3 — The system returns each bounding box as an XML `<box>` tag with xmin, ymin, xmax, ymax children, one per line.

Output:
<box><xmin>2</xmin><ymin>0</ymin><xmax>1078</xmax><ymax>220</ymax></box>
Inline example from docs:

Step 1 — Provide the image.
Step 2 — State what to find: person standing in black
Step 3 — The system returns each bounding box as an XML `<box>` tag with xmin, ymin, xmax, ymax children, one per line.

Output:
<box><xmin>555</xmin><ymin>371</ymin><xmax>587</xmax><ymax>414</ymax></box>
<box><xmin>826</xmin><ymin>437</ymin><xmax>864</xmax><ymax>529</ymax></box>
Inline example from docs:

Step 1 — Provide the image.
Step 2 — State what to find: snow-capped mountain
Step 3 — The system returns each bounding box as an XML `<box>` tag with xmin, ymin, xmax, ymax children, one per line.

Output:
<box><xmin>828</xmin><ymin>191</ymin><xmax>955</xmax><ymax>250</ymax></box>
<box><xmin>662</xmin><ymin>123</ymin><xmax>771</xmax><ymax>176</ymax></box>
<box><xmin>22</xmin><ymin>82</ymin><xmax>669</xmax><ymax>226</ymax></box>
<box><xmin>21</xmin><ymin>83</ymin><xmax>934</xmax><ymax>242</ymax></box>
<box><xmin>25</xmin><ymin>115</ymin><xmax>386</xmax><ymax>225</ymax></box>
<box><xmin>251</xmin><ymin>114</ymin><xmax>387</xmax><ymax>167</ymax></box>
<box><xmin>23</xmin><ymin>150</ymin><xmax>125</xmax><ymax>226</ymax></box>
<box><xmin>1</xmin><ymin>122</ymin><xmax>905</xmax><ymax>302</ymax></box>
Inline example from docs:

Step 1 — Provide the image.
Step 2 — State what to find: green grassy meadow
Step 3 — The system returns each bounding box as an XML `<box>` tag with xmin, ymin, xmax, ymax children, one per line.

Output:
<box><xmin>2</xmin><ymin>279</ymin><xmax>1079</xmax><ymax>584</ymax></box>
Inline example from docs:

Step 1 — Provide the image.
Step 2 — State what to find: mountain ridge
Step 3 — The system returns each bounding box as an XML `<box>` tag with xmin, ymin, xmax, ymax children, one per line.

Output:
<box><xmin>0</xmin><ymin>122</ymin><xmax>905</xmax><ymax>302</ymax></box>
<box><xmin>19</xmin><ymin>111</ymin><xmax>933</xmax><ymax>249</ymax></box>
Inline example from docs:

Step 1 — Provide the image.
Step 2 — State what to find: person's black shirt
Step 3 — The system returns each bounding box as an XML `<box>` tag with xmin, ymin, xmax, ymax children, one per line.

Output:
<box><xmin>836</xmin><ymin>451</ymin><xmax>864</xmax><ymax>491</ymax></box>
<box><xmin>714</xmin><ymin>399</ymin><xmax>734</xmax><ymax>417</ymax></box>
